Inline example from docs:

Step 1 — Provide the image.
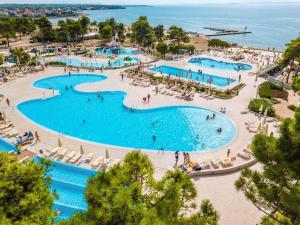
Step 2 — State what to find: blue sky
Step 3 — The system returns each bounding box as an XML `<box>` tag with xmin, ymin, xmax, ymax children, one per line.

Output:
<box><xmin>1</xmin><ymin>0</ymin><xmax>300</xmax><ymax>5</ymax></box>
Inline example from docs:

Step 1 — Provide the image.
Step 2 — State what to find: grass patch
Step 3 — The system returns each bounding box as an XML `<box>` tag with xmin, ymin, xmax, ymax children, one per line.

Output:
<box><xmin>248</xmin><ymin>98</ymin><xmax>275</xmax><ymax>117</ymax></box>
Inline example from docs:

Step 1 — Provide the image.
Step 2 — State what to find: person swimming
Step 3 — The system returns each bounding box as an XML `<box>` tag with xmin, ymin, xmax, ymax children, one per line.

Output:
<box><xmin>216</xmin><ymin>128</ymin><xmax>222</xmax><ymax>133</ymax></box>
<box><xmin>152</xmin><ymin>135</ymin><xmax>156</xmax><ymax>142</ymax></box>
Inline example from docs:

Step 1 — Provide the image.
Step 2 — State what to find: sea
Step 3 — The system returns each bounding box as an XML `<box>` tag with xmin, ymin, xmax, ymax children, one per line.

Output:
<box><xmin>50</xmin><ymin>3</ymin><xmax>300</xmax><ymax>51</ymax></box>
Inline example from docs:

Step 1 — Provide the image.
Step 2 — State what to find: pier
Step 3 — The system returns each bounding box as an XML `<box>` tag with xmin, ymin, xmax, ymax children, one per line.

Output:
<box><xmin>204</xmin><ymin>27</ymin><xmax>252</xmax><ymax>37</ymax></box>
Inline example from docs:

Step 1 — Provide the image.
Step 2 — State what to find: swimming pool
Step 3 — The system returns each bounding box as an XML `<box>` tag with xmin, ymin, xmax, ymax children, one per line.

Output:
<box><xmin>34</xmin><ymin>156</ymin><xmax>96</xmax><ymax>220</ymax></box>
<box><xmin>189</xmin><ymin>57</ymin><xmax>252</xmax><ymax>71</ymax></box>
<box><xmin>95</xmin><ymin>47</ymin><xmax>139</xmax><ymax>55</ymax></box>
<box><xmin>0</xmin><ymin>138</ymin><xmax>15</xmax><ymax>152</ymax></box>
<box><xmin>18</xmin><ymin>74</ymin><xmax>236</xmax><ymax>152</ymax></box>
<box><xmin>55</xmin><ymin>56</ymin><xmax>139</xmax><ymax>69</ymax></box>
<box><xmin>150</xmin><ymin>65</ymin><xmax>236</xmax><ymax>88</ymax></box>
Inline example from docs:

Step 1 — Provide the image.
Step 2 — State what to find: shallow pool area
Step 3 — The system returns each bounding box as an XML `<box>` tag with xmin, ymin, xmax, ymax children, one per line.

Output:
<box><xmin>189</xmin><ymin>57</ymin><xmax>252</xmax><ymax>71</ymax></box>
<box><xmin>95</xmin><ymin>47</ymin><xmax>139</xmax><ymax>55</ymax></box>
<box><xmin>34</xmin><ymin>156</ymin><xmax>96</xmax><ymax>220</ymax></box>
<box><xmin>150</xmin><ymin>65</ymin><xmax>236</xmax><ymax>88</ymax></box>
<box><xmin>17</xmin><ymin>74</ymin><xmax>236</xmax><ymax>152</ymax></box>
<box><xmin>55</xmin><ymin>56</ymin><xmax>139</xmax><ymax>69</ymax></box>
<box><xmin>0</xmin><ymin>138</ymin><xmax>15</xmax><ymax>152</ymax></box>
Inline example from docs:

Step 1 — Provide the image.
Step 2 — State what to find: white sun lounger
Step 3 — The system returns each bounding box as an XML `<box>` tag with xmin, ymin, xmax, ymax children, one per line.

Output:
<box><xmin>211</xmin><ymin>159</ymin><xmax>221</xmax><ymax>168</ymax></box>
<box><xmin>57</xmin><ymin>148</ymin><xmax>67</xmax><ymax>157</ymax></box>
<box><xmin>66</xmin><ymin>151</ymin><xmax>76</xmax><ymax>159</ymax></box>
<box><xmin>69</xmin><ymin>153</ymin><xmax>81</xmax><ymax>164</ymax></box>
<box><xmin>4</xmin><ymin>129</ymin><xmax>19</xmax><ymax>137</ymax></box>
<box><xmin>85</xmin><ymin>152</ymin><xmax>95</xmax><ymax>163</ymax></box>
<box><xmin>91</xmin><ymin>156</ymin><xmax>104</xmax><ymax>168</ymax></box>
<box><xmin>238</xmin><ymin>151</ymin><xmax>252</xmax><ymax>160</ymax></box>
<box><xmin>44</xmin><ymin>147</ymin><xmax>60</xmax><ymax>157</ymax></box>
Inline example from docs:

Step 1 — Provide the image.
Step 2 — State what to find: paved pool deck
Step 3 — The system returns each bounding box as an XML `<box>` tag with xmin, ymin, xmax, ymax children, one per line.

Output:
<box><xmin>0</xmin><ymin>54</ymin><xmax>278</xmax><ymax>225</ymax></box>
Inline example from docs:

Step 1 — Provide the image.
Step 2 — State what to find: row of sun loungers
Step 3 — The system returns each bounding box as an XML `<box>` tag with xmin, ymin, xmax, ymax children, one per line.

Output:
<box><xmin>182</xmin><ymin>146</ymin><xmax>254</xmax><ymax>177</ymax></box>
<box><xmin>40</xmin><ymin>146</ymin><xmax>119</xmax><ymax>170</ymax></box>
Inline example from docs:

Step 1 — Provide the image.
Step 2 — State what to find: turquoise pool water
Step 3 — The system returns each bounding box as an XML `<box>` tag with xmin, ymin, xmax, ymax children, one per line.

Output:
<box><xmin>150</xmin><ymin>65</ymin><xmax>236</xmax><ymax>88</ymax></box>
<box><xmin>55</xmin><ymin>56</ymin><xmax>139</xmax><ymax>69</ymax></box>
<box><xmin>0</xmin><ymin>138</ymin><xmax>15</xmax><ymax>152</ymax></box>
<box><xmin>17</xmin><ymin>74</ymin><xmax>236</xmax><ymax>152</ymax></box>
<box><xmin>95</xmin><ymin>47</ymin><xmax>139</xmax><ymax>55</ymax></box>
<box><xmin>34</xmin><ymin>156</ymin><xmax>96</xmax><ymax>220</ymax></box>
<box><xmin>189</xmin><ymin>57</ymin><xmax>252</xmax><ymax>71</ymax></box>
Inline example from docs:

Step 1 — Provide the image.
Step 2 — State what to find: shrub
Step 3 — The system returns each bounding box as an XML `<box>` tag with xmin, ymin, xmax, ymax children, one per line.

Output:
<box><xmin>46</xmin><ymin>61</ymin><xmax>66</xmax><ymax>66</ymax></box>
<box><xmin>208</xmin><ymin>39</ymin><xmax>230</xmax><ymax>48</ymax></box>
<box><xmin>248</xmin><ymin>98</ymin><xmax>275</xmax><ymax>117</ymax></box>
<box><xmin>288</xmin><ymin>104</ymin><xmax>298</xmax><ymax>111</ymax></box>
<box><xmin>258</xmin><ymin>83</ymin><xmax>272</xmax><ymax>98</ymax></box>
<box><xmin>292</xmin><ymin>77</ymin><xmax>300</xmax><ymax>92</ymax></box>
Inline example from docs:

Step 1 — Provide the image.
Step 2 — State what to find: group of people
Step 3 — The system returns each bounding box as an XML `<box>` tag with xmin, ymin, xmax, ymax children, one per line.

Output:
<box><xmin>16</xmin><ymin>130</ymin><xmax>40</xmax><ymax>146</ymax></box>
<box><xmin>142</xmin><ymin>94</ymin><xmax>151</xmax><ymax>103</ymax></box>
<box><xmin>206</xmin><ymin>113</ymin><xmax>216</xmax><ymax>120</ymax></box>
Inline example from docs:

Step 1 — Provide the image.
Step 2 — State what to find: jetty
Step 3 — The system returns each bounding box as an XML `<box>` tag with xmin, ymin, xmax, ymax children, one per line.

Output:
<box><xmin>204</xmin><ymin>27</ymin><xmax>252</xmax><ymax>37</ymax></box>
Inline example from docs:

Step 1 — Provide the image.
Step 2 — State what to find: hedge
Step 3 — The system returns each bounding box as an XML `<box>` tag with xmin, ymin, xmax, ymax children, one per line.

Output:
<box><xmin>258</xmin><ymin>82</ymin><xmax>283</xmax><ymax>99</ymax></box>
<box><xmin>46</xmin><ymin>61</ymin><xmax>67</xmax><ymax>66</ymax></box>
<box><xmin>248</xmin><ymin>98</ymin><xmax>275</xmax><ymax>117</ymax></box>
<box><xmin>208</xmin><ymin>39</ymin><xmax>230</xmax><ymax>48</ymax></box>
<box><xmin>292</xmin><ymin>77</ymin><xmax>300</xmax><ymax>92</ymax></box>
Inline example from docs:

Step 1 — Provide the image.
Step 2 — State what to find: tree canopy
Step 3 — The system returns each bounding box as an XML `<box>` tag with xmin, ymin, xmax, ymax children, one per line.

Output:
<box><xmin>0</xmin><ymin>153</ymin><xmax>55</xmax><ymax>225</ymax></box>
<box><xmin>235</xmin><ymin>109</ymin><xmax>300</xmax><ymax>224</ymax></box>
<box><xmin>131</xmin><ymin>16</ymin><xmax>156</xmax><ymax>48</ymax></box>
<box><xmin>60</xmin><ymin>151</ymin><xmax>219</xmax><ymax>225</ymax></box>
<box><xmin>98</xmin><ymin>18</ymin><xmax>125</xmax><ymax>42</ymax></box>
<box><xmin>279</xmin><ymin>37</ymin><xmax>300</xmax><ymax>67</ymax></box>
<box><xmin>0</xmin><ymin>18</ymin><xmax>16</xmax><ymax>47</ymax></box>
<box><xmin>168</xmin><ymin>25</ymin><xmax>189</xmax><ymax>54</ymax></box>
<box><xmin>154</xmin><ymin>24</ymin><xmax>164</xmax><ymax>42</ymax></box>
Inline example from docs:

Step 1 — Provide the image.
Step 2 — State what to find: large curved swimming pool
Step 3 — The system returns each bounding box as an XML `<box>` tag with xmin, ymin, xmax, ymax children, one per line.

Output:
<box><xmin>189</xmin><ymin>57</ymin><xmax>252</xmax><ymax>71</ymax></box>
<box><xmin>55</xmin><ymin>56</ymin><xmax>139</xmax><ymax>69</ymax></box>
<box><xmin>17</xmin><ymin>74</ymin><xmax>237</xmax><ymax>152</ymax></box>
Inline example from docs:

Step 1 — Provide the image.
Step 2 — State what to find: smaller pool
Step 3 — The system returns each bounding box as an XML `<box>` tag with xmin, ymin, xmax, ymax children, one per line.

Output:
<box><xmin>34</xmin><ymin>156</ymin><xmax>97</xmax><ymax>220</ymax></box>
<box><xmin>150</xmin><ymin>65</ymin><xmax>235</xmax><ymax>88</ymax></box>
<box><xmin>56</xmin><ymin>56</ymin><xmax>139</xmax><ymax>69</ymax></box>
<box><xmin>0</xmin><ymin>138</ymin><xmax>15</xmax><ymax>152</ymax></box>
<box><xmin>95</xmin><ymin>47</ymin><xmax>139</xmax><ymax>55</ymax></box>
<box><xmin>189</xmin><ymin>57</ymin><xmax>252</xmax><ymax>71</ymax></box>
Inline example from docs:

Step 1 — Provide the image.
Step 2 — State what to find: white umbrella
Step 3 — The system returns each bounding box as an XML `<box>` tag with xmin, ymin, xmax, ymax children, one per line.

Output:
<box><xmin>258</xmin><ymin>123</ymin><xmax>262</xmax><ymax>131</ymax></box>
<box><xmin>80</xmin><ymin>145</ymin><xmax>84</xmax><ymax>155</ymax></box>
<box><xmin>105</xmin><ymin>148</ymin><xmax>109</xmax><ymax>159</ymax></box>
<box><xmin>259</xmin><ymin>104</ymin><xmax>264</xmax><ymax>113</ymax></box>
<box><xmin>58</xmin><ymin>137</ymin><xmax>62</xmax><ymax>147</ymax></box>
<box><xmin>265</xmin><ymin>124</ymin><xmax>269</xmax><ymax>135</ymax></box>
<box><xmin>264</xmin><ymin>107</ymin><xmax>269</xmax><ymax>116</ymax></box>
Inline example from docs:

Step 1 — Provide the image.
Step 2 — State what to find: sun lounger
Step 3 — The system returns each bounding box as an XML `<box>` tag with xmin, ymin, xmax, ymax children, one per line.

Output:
<box><xmin>245</xmin><ymin>121</ymin><xmax>256</xmax><ymax>127</ymax></box>
<box><xmin>238</xmin><ymin>151</ymin><xmax>252</xmax><ymax>160</ymax></box>
<box><xmin>248</xmin><ymin>127</ymin><xmax>258</xmax><ymax>133</ymax></box>
<box><xmin>85</xmin><ymin>152</ymin><xmax>95</xmax><ymax>163</ymax></box>
<box><xmin>3</xmin><ymin>129</ymin><xmax>19</xmax><ymax>137</ymax></box>
<box><xmin>91</xmin><ymin>156</ymin><xmax>104</xmax><ymax>168</ymax></box>
<box><xmin>46</xmin><ymin>147</ymin><xmax>60</xmax><ymax>156</ymax></box>
<box><xmin>69</xmin><ymin>153</ymin><xmax>81</xmax><ymax>164</ymax></box>
<box><xmin>211</xmin><ymin>159</ymin><xmax>221</xmax><ymax>168</ymax></box>
<box><xmin>221</xmin><ymin>158</ymin><xmax>233</xmax><ymax>167</ymax></box>
<box><xmin>57</xmin><ymin>148</ymin><xmax>67</xmax><ymax>157</ymax></box>
<box><xmin>66</xmin><ymin>151</ymin><xmax>76</xmax><ymax>159</ymax></box>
